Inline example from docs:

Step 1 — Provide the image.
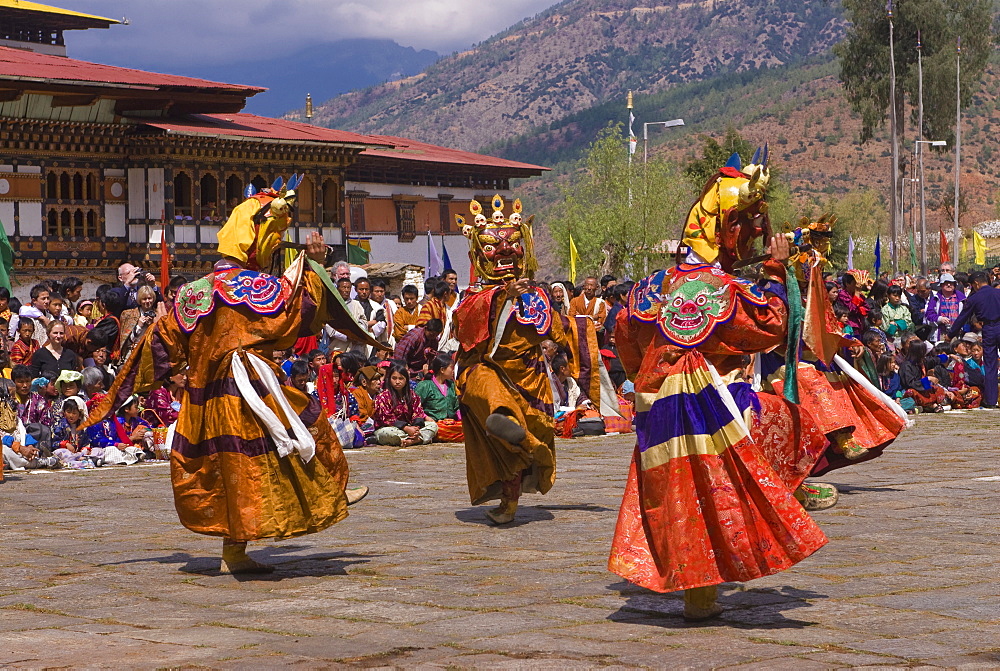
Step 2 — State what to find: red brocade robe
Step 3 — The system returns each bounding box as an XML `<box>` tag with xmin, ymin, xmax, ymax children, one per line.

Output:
<box><xmin>608</xmin><ymin>264</ymin><xmax>829</xmax><ymax>593</ymax></box>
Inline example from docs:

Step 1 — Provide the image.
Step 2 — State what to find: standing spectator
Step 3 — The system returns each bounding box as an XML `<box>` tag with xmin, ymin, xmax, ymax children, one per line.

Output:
<box><xmin>600</xmin><ymin>274</ymin><xmax>618</xmax><ymax>299</ymax></box>
<box><xmin>74</xmin><ymin>299</ymin><xmax>95</xmax><ymax>327</ymax></box>
<box><xmin>948</xmin><ymin>271</ymin><xmax>1000</xmax><ymax>408</ymax></box>
<box><xmin>926</xmin><ymin>273</ymin><xmax>965</xmax><ymax>342</ymax></box>
<box><xmin>906</xmin><ymin>278</ymin><xmax>931</xmax><ymax>325</ymax></box>
<box><xmin>331</xmin><ymin>260</ymin><xmax>351</xmax><ymax>283</ymax></box>
<box><xmin>324</xmin><ymin>278</ymin><xmax>357</xmax><ymax>354</ymax></box>
<box><xmin>549</xmin><ymin>282</ymin><xmax>571</xmax><ymax>316</ymax></box>
<box><xmin>10</xmin><ymin>319</ymin><xmax>38</xmax><ymax>366</ymax></box>
<box><xmin>119</xmin><ymin>285</ymin><xmax>158</xmax><ymax>359</ymax></box>
<box><xmin>417</xmin><ymin>280</ymin><xmax>453</xmax><ymax>328</ymax></box>
<box><xmin>441</xmin><ymin>268</ymin><xmax>460</xmax><ymax>307</ymax></box>
<box><xmin>393</xmin><ymin>319</ymin><xmax>443</xmax><ymax>376</ymax></box>
<box><xmin>29</xmin><ymin>321</ymin><xmax>81</xmax><ymax>380</ymax></box>
<box><xmin>47</xmin><ymin>293</ymin><xmax>70</xmax><ymax>325</ymax></box>
<box><xmin>117</xmin><ymin>263</ymin><xmax>159</xmax><ymax>311</ymax></box>
<box><xmin>348</xmin><ymin>277</ymin><xmax>388</xmax><ymax>356</ymax></box>
<box><xmin>569</xmin><ymin>276</ymin><xmax>608</xmax><ymax>336</ymax></box>
<box><xmin>392</xmin><ymin>285</ymin><xmax>421</xmax><ymax>341</ymax></box>
<box><xmin>370</xmin><ymin>279</ymin><xmax>396</xmax><ymax>346</ymax></box>
<box><xmin>604</xmin><ymin>283</ymin><xmax>630</xmax><ymax>337</ymax></box>
<box><xmin>0</xmin><ymin>286</ymin><xmax>11</xmax><ymax>322</ymax></box>
<box><xmin>60</xmin><ymin>277</ymin><xmax>83</xmax><ymax>319</ymax></box>
<box><xmin>10</xmin><ymin>284</ymin><xmax>52</xmax><ymax>346</ymax></box>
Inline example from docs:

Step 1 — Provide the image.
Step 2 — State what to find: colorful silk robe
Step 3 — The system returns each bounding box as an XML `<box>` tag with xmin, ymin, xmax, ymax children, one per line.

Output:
<box><xmin>454</xmin><ymin>284</ymin><xmax>577</xmax><ymax>505</ymax></box>
<box><xmin>608</xmin><ymin>264</ymin><xmax>828</xmax><ymax>593</ymax></box>
<box><xmin>85</xmin><ymin>255</ymin><xmax>379</xmax><ymax>542</ymax></box>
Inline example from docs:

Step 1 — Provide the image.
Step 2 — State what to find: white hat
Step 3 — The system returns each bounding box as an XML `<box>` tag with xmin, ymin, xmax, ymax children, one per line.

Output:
<box><xmin>939</xmin><ymin>273</ymin><xmax>956</xmax><ymax>283</ymax></box>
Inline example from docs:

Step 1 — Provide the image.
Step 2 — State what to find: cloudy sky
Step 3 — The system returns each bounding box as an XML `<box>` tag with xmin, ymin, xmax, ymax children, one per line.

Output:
<box><xmin>62</xmin><ymin>1</ymin><xmax>562</xmax><ymax>69</ymax></box>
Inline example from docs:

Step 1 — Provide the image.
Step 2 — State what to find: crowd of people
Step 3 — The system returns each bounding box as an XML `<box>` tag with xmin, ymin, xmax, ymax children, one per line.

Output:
<box><xmin>0</xmin><ymin>259</ymin><xmax>640</xmax><ymax>474</ymax></box>
<box><xmin>829</xmin><ymin>262</ymin><xmax>1000</xmax><ymax>414</ymax></box>
<box><xmin>3</xmin><ymin>246</ymin><xmax>998</xmax><ymax>477</ymax></box>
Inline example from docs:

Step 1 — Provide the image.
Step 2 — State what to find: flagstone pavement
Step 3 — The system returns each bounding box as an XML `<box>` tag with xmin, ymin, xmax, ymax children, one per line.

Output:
<box><xmin>1</xmin><ymin>411</ymin><xmax>999</xmax><ymax>669</ymax></box>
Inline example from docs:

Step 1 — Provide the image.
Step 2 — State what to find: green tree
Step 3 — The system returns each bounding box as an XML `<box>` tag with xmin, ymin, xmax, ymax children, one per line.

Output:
<box><xmin>836</xmin><ymin>0</ymin><xmax>996</xmax><ymax>146</ymax></box>
<box><xmin>548</xmin><ymin>124</ymin><xmax>690</xmax><ymax>280</ymax></box>
<box><xmin>818</xmin><ymin>189</ymin><xmax>889</xmax><ymax>272</ymax></box>
<box><xmin>683</xmin><ymin>128</ymin><xmax>753</xmax><ymax>188</ymax></box>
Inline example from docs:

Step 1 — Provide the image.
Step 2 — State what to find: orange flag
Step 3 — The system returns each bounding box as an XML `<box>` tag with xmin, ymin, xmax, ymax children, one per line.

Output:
<box><xmin>160</xmin><ymin>228</ymin><xmax>170</xmax><ymax>291</ymax></box>
<box><xmin>803</xmin><ymin>264</ymin><xmax>853</xmax><ymax>365</ymax></box>
<box><xmin>939</xmin><ymin>229</ymin><xmax>950</xmax><ymax>265</ymax></box>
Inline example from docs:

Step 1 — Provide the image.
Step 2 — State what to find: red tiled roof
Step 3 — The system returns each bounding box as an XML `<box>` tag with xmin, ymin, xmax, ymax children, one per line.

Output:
<box><xmin>363</xmin><ymin>134</ymin><xmax>548</xmax><ymax>172</ymax></box>
<box><xmin>141</xmin><ymin>113</ymin><xmax>392</xmax><ymax>147</ymax></box>
<box><xmin>0</xmin><ymin>46</ymin><xmax>262</xmax><ymax>93</ymax></box>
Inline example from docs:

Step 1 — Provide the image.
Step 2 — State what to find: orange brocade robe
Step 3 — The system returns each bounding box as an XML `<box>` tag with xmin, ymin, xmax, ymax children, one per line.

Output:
<box><xmin>454</xmin><ymin>284</ymin><xmax>570</xmax><ymax>505</ymax></box>
<box><xmin>608</xmin><ymin>264</ymin><xmax>829</xmax><ymax>593</ymax></box>
<box><xmin>86</xmin><ymin>256</ymin><xmax>378</xmax><ymax>542</ymax></box>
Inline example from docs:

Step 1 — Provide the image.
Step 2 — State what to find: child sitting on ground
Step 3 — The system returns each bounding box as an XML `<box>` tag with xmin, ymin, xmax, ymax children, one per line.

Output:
<box><xmin>52</xmin><ymin>396</ymin><xmax>92</xmax><ymax>467</ymax></box>
<box><xmin>415</xmin><ymin>354</ymin><xmax>463</xmax><ymax>443</ymax></box>
<box><xmin>372</xmin><ymin>361</ymin><xmax>437</xmax><ymax>447</ymax></box>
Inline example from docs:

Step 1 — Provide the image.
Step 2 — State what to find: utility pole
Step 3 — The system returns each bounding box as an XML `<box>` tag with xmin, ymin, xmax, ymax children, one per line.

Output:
<box><xmin>917</xmin><ymin>32</ymin><xmax>927</xmax><ymax>275</ymax></box>
<box><xmin>888</xmin><ymin>1</ymin><xmax>899</xmax><ymax>274</ymax></box>
<box><xmin>953</xmin><ymin>37</ymin><xmax>962</xmax><ymax>264</ymax></box>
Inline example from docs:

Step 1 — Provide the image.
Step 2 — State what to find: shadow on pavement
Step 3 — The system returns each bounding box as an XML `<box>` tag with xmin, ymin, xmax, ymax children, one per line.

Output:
<box><xmin>605</xmin><ymin>581</ymin><xmax>828</xmax><ymax>630</ymax></box>
<box><xmin>536</xmin><ymin>504</ymin><xmax>615</xmax><ymax>512</ymax></box>
<box><xmin>454</xmin><ymin>505</ymin><xmax>555</xmax><ymax>527</ymax></box>
<box><xmin>834</xmin><ymin>483</ymin><xmax>904</xmax><ymax>494</ymax></box>
<box><xmin>99</xmin><ymin>548</ymin><xmax>374</xmax><ymax>581</ymax></box>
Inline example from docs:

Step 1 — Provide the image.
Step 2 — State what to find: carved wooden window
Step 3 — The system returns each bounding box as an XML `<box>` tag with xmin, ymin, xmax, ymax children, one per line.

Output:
<box><xmin>438</xmin><ymin>195</ymin><xmax>453</xmax><ymax>233</ymax></box>
<box><xmin>225</xmin><ymin>174</ymin><xmax>243</xmax><ymax>215</ymax></box>
<box><xmin>395</xmin><ymin>200</ymin><xmax>416</xmax><ymax>242</ymax></box>
<box><xmin>322</xmin><ymin>178</ymin><xmax>339</xmax><ymax>225</ymax></box>
<box><xmin>173</xmin><ymin>171</ymin><xmax>193</xmax><ymax>218</ymax></box>
<box><xmin>199</xmin><ymin>173</ymin><xmax>219</xmax><ymax>221</ymax></box>
<box><xmin>347</xmin><ymin>190</ymin><xmax>368</xmax><ymax>233</ymax></box>
<box><xmin>44</xmin><ymin>168</ymin><xmax>101</xmax><ymax>237</ymax></box>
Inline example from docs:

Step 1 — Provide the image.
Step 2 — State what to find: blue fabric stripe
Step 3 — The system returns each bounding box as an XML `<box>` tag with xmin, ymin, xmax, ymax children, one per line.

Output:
<box><xmin>635</xmin><ymin>382</ymin><xmax>737</xmax><ymax>451</ymax></box>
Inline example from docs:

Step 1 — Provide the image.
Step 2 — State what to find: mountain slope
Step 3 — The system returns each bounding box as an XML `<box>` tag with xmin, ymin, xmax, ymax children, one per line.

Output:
<box><xmin>171</xmin><ymin>39</ymin><xmax>439</xmax><ymax>118</ymax></box>
<box><xmin>298</xmin><ymin>0</ymin><xmax>846</xmax><ymax>150</ymax></box>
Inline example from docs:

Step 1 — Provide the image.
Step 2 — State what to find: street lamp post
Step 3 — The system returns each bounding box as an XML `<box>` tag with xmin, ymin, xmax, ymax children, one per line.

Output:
<box><xmin>643</xmin><ymin>119</ymin><xmax>685</xmax><ymax>164</ymax></box>
<box><xmin>915</xmin><ymin>139</ymin><xmax>947</xmax><ymax>275</ymax></box>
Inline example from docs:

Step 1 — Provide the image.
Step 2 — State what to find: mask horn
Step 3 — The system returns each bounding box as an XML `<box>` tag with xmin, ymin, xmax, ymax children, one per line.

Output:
<box><xmin>244</xmin><ymin>183</ymin><xmax>257</xmax><ymax>198</ymax></box>
<box><xmin>725</xmin><ymin>152</ymin><xmax>742</xmax><ymax>170</ymax></box>
<box><xmin>751</xmin><ymin>147</ymin><xmax>762</xmax><ymax>164</ymax></box>
<box><xmin>271</xmin><ymin>176</ymin><xmax>284</xmax><ymax>192</ymax></box>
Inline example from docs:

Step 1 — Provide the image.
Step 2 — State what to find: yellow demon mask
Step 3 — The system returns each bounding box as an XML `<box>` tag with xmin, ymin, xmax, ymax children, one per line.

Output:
<box><xmin>456</xmin><ymin>194</ymin><xmax>538</xmax><ymax>284</ymax></box>
<box><xmin>682</xmin><ymin>147</ymin><xmax>771</xmax><ymax>272</ymax></box>
<box><xmin>217</xmin><ymin>174</ymin><xmax>303</xmax><ymax>271</ymax></box>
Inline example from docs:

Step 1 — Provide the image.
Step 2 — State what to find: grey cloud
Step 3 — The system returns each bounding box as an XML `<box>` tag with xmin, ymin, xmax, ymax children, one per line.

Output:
<box><xmin>61</xmin><ymin>0</ymin><xmax>559</xmax><ymax>67</ymax></box>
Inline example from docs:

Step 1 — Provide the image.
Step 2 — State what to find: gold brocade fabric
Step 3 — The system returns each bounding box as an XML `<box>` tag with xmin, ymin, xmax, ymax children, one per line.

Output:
<box><xmin>89</xmin><ymin>265</ymin><xmax>368</xmax><ymax>542</ymax></box>
<box><xmin>456</xmin><ymin>288</ymin><xmax>571</xmax><ymax>505</ymax></box>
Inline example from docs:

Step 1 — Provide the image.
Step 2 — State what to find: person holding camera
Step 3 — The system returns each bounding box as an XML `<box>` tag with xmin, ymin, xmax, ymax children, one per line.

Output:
<box><xmin>348</xmin><ymin>277</ymin><xmax>387</xmax><ymax>359</ymax></box>
<box><xmin>119</xmin><ymin>285</ymin><xmax>158</xmax><ymax>361</ymax></box>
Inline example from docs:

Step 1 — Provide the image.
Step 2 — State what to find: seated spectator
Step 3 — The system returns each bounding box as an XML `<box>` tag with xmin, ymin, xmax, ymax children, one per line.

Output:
<box><xmin>552</xmin><ymin>354</ymin><xmax>591</xmax><ymax>413</ymax></box>
<box><xmin>882</xmin><ymin>285</ymin><xmax>913</xmax><ymax>341</ymax></box>
<box><xmin>865</xmin><ymin>308</ymin><xmax>891</xmax><ymax>352</ymax></box>
<box><xmin>899</xmin><ymin>341</ymin><xmax>947</xmax><ymax>413</ymax></box>
<box><xmin>877</xmin><ymin>353</ymin><xmax>915</xmax><ymax>412</ymax></box>
<box><xmin>941</xmin><ymin>341</ymin><xmax>981</xmax><ymax>409</ymax></box>
<box><xmin>55</xmin><ymin>369</ymin><xmax>83</xmax><ymax>400</ymax></box>
<box><xmin>415</xmin><ymin>354</ymin><xmax>463</xmax><ymax>443</ymax></box>
<box><xmin>836</xmin><ymin>272</ymin><xmax>868</xmax><ymax>331</ymax></box>
<box><xmin>29</xmin><ymin>321</ymin><xmax>81</xmax><ymax>381</ymax></box>
<box><xmin>51</xmin><ymin>396</ymin><xmax>91</xmax><ymax>467</ymax></box>
<box><xmin>833</xmin><ymin>303</ymin><xmax>854</xmax><ymax>337</ymax></box>
<box><xmin>372</xmin><ymin>362</ymin><xmax>437</xmax><ymax>447</ymax></box>
<box><xmin>306</xmin><ymin>349</ymin><xmax>327</xmax><ymax>390</ymax></box>
<box><xmin>23</xmin><ymin>376</ymin><xmax>58</xmax><ymax>428</ymax></box>
<box><xmin>925</xmin><ymin>273</ymin><xmax>964</xmax><ymax>341</ymax></box>
<box><xmin>351</xmin><ymin>365</ymin><xmax>382</xmax><ymax>430</ymax></box>
<box><xmin>86</xmin><ymin>394</ymin><xmax>152</xmax><ymax>465</ymax></box>
<box><xmin>0</xmin><ymin>286</ymin><xmax>10</xmax><ymax>322</ymax></box>
<box><xmin>144</xmin><ymin>371</ymin><xmax>186</xmax><ymax>427</ymax></box>
<box><xmin>316</xmin><ymin>358</ymin><xmax>360</xmax><ymax>428</ymax></box>
<box><xmin>80</xmin><ymin>366</ymin><xmax>106</xmax><ymax>400</ymax></box>
<box><xmin>10</xmin><ymin>319</ymin><xmax>38</xmax><ymax>366</ymax></box>
<box><xmin>285</xmin><ymin>359</ymin><xmax>311</xmax><ymax>394</ymax></box>
<box><xmin>393</xmin><ymin>318</ymin><xmax>443</xmax><ymax>377</ymax></box>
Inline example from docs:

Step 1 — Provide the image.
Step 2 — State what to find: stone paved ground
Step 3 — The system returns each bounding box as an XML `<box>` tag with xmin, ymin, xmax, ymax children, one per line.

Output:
<box><xmin>2</xmin><ymin>411</ymin><xmax>1000</xmax><ymax>669</ymax></box>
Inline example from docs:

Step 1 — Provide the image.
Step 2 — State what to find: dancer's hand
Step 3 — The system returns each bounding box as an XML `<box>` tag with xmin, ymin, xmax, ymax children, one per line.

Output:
<box><xmin>506</xmin><ymin>278</ymin><xmax>531</xmax><ymax>299</ymax></box>
<box><xmin>305</xmin><ymin>232</ymin><xmax>327</xmax><ymax>264</ymax></box>
<box><xmin>768</xmin><ymin>234</ymin><xmax>790</xmax><ymax>262</ymax></box>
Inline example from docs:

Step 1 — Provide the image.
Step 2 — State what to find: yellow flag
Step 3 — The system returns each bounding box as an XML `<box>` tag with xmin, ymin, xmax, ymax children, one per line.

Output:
<box><xmin>960</xmin><ymin>236</ymin><xmax>968</xmax><ymax>266</ymax></box>
<box><xmin>569</xmin><ymin>234</ymin><xmax>579</xmax><ymax>284</ymax></box>
<box><xmin>974</xmin><ymin>230</ymin><xmax>987</xmax><ymax>265</ymax></box>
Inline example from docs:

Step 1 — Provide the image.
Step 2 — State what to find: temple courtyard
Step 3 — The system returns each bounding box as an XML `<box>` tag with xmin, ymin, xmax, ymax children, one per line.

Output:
<box><xmin>1</xmin><ymin>412</ymin><xmax>999</xmax><ymax>669</ymax></box>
